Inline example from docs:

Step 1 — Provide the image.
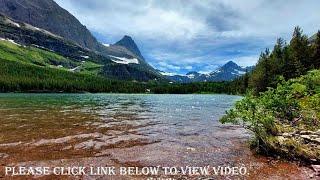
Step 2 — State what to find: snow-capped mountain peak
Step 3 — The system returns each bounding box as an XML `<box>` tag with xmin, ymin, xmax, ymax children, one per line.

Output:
<box><xmin>160</xmin><ymin>61</ymin><xmax>253</xmax><ymax>83</ymax></box>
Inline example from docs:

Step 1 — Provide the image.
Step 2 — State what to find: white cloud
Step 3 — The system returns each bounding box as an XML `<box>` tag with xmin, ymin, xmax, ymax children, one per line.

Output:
<box><xmin>54</xmin><ymin>0</ymin><xmax>320</xmax><ymax>73</ymax></box>
<box><xmin>54</xmin><ymin>0</ymin><xmax>320</xmax><ymax>41</ymax></box>
<box><xmin>233</xmin><ymin>55</ymin><xmax>259</xmax><ymax>67</ymax></box>
<box><xmin>185</xmin><ymin>65</ymin><xmax>193</xmax><ymax>70</ymax></box>
<box><xmin>55</xmin><ymin>0</ymin><xmax>211</xmax><ymax>41</ymax></box>
<box><xmin>157</xmin><ymin>61</ymin><xmax>181</xmax><ymax>71</ymax></box>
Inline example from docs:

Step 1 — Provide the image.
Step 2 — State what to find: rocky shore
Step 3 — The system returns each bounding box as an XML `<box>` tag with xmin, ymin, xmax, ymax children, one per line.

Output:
<box><xmin>281</xmin><ymin>130</ymin><xmax>320</xmax><ymax>144</ymax></box>
<box><xmin>273</xmin><ymin>129</ymin><xmax>320</xmax><ymax>178</ymax></box>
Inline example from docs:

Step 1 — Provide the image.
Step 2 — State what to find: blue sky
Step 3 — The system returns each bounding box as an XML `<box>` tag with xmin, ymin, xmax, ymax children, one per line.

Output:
<box><xmin>54</xmin><ymin>0</ymin><xmax>320</xmax><ymax>74</ymax></box>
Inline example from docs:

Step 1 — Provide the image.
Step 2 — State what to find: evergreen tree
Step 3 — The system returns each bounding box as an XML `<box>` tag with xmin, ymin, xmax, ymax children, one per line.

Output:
<box><xmin>249</xmin><ymin>49</ymin><xmax>270</xmax><ymax>92</ymax></box>
<box><xmin>289</xmin><ymin>26</ymin><xmax>311</xmax><ymax>73</ymax></box>
<box><xmin>313</xmin><ymin>31</ymin><xmax>320</xmax><ymax>69</ymax></box>
<box><xmin>266</xmin><ymin>38</ymin><xmax>286</xmax><ymax>86</ymax></box>
<box><xmin>272</xmin><ymin>38</ymin><xmax>285</xmax><ymax>74</ymax></box>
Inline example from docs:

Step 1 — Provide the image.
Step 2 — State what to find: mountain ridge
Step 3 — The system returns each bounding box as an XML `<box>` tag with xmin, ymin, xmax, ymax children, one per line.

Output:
<box><xmin>0</xmin><ymin>0</ymin><xmax>100</xmax><ymax>50</ymax></box>
<box><xmin>0</xmin><ymin>0</ymin><xmax>161</xmax><ymax>81</ymax></box>
<box><xmin>0</xmin><ymin>13</ymin><xmax>162</xmax><ymax>81</ymax></box>
<box><xmin>0</xmin><ymin>0</ymin><xmax>162</xmax><ymax>81</ymax></box>
<box><xmin>161</xmin><ymin>61</ymin><xmax>253</xmax><ymax>83</ymax></box>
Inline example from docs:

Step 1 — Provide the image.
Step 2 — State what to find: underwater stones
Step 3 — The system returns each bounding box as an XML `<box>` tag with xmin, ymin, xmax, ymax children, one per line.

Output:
<box><xmin>313</xmin><ymin>138</ymin><xmax>320</xmax><ymax>144</ymax></box>
<box><xmin>0</xmin><ymin>153</ymin><xmax>8</xmax><ymax>159</ymax></box>
<box><xmin>282</xmin><ymin>132</ymin><xmax>292</xmax><ymax>137</ymax></box>
<box><xmin>311</xmin><ymin>165</ymin><xmax>320</xmax><ymax>176</ymax></box>
<box><xmin>299</xmin><ymin>130</ymin><xmax>315</xmax><ymax>135</ymax></box>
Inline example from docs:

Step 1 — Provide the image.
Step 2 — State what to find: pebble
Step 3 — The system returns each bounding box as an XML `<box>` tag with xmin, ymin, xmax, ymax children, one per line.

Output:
<box><xmin>311</xmin><ymin>165</ymin><xmax>320</xmax><ymax>175</ymax></box>
<box><xmin>313</xmin><ymin>138</ymin><xmax>320</xmax><ymax>144</ymax></box>
<box><xmin>282</xmin><ymin>133</ymin><xmax>292</xmax><ymax>137</ymax></box>
<box><xmin>187</xmin><ymin>147</ymin><xmax>196</xmax><ymax>151</ymax></box>
<box><xmin>300</xmin><ymin>135</ymin><xmax>312</xmax><ymax>140</ymax></box>
<box><xmin>299</xmin><ymin>131</ymin><xmax>314</xmax><ymax>135</ymax></box>
<box><xmin>0</xmin><ymin>153</ymin><xmax>9</xmax><ymax>158</ymax></box>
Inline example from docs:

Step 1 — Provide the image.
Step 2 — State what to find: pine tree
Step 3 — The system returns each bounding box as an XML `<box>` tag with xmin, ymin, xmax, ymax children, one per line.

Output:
<box><xmin>284</xmin><ymin>27</ymin><xmax>308</xmax><ymax>78</ymax></box>
<box><xmin>313</xmin><ymin>31</ymin><xmax>320</xmax><ymax>69</ymax></box>
<box><xmin>271</xmin><ymin>38</ymin><xmax>285</xmax><ymax>76</ymax></box>
<box><xmin>289</xmin><ymin>26</ymin><xmax>311</xmax><ymax>72</ymax></box>
<box><xmin>249</xmin><ymin>50</ymin><xmax>270</xmax><ymax>92</ymax></box>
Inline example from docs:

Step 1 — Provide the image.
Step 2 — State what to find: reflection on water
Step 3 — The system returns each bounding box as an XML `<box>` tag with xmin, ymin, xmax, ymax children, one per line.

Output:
<box><xmin>0</xmin><ymin>94</ymin><xmax>309</xmax><ymax>179</ymax></box>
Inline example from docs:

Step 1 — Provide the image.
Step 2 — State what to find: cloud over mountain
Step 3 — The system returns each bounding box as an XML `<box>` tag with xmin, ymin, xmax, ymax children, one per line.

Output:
<box><xmin>54</xmin><ymin>0</ymin><xmax>320</xmax><ymax>74</ymax></box>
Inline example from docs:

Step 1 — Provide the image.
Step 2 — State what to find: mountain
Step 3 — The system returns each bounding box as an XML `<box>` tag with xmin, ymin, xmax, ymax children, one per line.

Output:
<box><xmin>207</xmin><ymin>61</ymin><xmax>250</xmax><ymax>81</ymax></box>
<box><xmin>0</xmin><ymin>0</ymin><xmax>100</xmax><ymax>50</ymax></box>
<box><xmin>0</xmin><ymin>14</ymin><xmax>162</xmax><ymax>81</ymax></box>
<box><xmin>114</xmin><ymin>35</ymin><xmax>144</xmax><ymax>60</ymax></box>
<box><xmin>161</xmin><ymin>61</ymin><xmax>253</xmax><ymax>83</ymax></box>
<box><xmin>104</xmin><ymin>35</ymin><xmax>162</xmax><ymax>80</ymax></box>
<box><xmin>0</xmin><ymin>0</ymin><xmax>162</xmax><ymax>81</ymax></box>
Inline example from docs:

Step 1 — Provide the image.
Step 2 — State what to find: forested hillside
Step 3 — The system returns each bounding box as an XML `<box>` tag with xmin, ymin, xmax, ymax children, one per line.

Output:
<box><xmin>0</xmin><ymin>57</ymin><xmax>148</xmax><ymax>93</ymax></box>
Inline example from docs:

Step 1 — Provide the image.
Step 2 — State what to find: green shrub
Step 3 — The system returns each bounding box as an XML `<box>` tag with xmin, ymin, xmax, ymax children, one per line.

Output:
<box><xmin>220</xmin><ymin>70</ymin><xmax>320</xmax><ymax>156</ymax></box>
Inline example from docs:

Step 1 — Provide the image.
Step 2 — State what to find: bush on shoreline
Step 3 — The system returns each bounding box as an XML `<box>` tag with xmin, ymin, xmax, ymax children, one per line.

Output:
<box><xmin>220</xmin><ymin>70</ymin><xmax>320</xmax><ymax>162</ymax></box>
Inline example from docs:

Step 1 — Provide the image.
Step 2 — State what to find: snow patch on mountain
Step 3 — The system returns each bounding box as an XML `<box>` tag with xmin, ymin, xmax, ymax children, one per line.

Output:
<box><xmin>187</xmin><ymin>74</ymin><xmax>195</xmax><ymax>79</ymax></box>
<box><xmin>160</xmin><ymin>72</ymin><xmax>177</xmax><ymax>76</ymax></box>
<box><xmin>4</xmin><ymin>18</ymin><xmax>20</xmax><ymax>27</ymax></box>
<box><xmin>81</xmin><ymin>55</ymin><xmax>89</xmax><ymax>59</ymax></box>
<box><xmin>0</xmin><ymin>38</ymin><xmax>21</xmax><ymax>46</ymax></box>
<box><xmin>235</xmin><ymin>69</ymin><xmax>246</xmax><ymax>75</ymax></box>
<box><xmin>109</xmin><ymin>55</ymin><xmax>139</xmax><ymax>64</ymax></box>
<box><xmin>23</xmin><ymin>23</ymin><xmax>62</xmax><ymax>39</ymax></box>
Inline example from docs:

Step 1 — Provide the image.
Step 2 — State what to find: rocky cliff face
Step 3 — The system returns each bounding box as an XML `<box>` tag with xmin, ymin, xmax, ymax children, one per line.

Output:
<box><xmin>0</xmin><ymin>0</ymin><xmax>100</xmax><ymax>50</ymax></box>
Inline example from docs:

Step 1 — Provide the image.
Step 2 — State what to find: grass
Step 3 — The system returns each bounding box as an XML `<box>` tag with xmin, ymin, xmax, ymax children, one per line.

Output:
<box><xmin>0</xmin><ymin>40</ymin><xmax>104</xmax><ymax>75</ymax></box>
<box><xmin>79</xmin><ymin>61</ymin><xmax>103</xmax><ymax>75</ymax></box>
<box><xmin>0</xmin><ymin>40</ymin><xmax>75</xmax><ymax>67</ymax></box>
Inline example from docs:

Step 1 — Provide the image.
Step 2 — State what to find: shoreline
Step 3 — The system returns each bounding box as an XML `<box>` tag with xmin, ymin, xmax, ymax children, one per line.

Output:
<box><xmin>0</xmin><ymin>131</ymin><xmax>312</xmax><ymax>179</ymax></box>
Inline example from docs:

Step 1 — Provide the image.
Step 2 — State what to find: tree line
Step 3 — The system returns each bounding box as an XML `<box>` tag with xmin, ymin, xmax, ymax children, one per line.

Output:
<box><xmin>230</xmin><ymin>27</ymin><xmax>320</xmax><ymax>94</ymax></box>
<box><xmin>0</xmin><ymin>58</ymin><xmax>233</xmax><ymax>94</ymax></box>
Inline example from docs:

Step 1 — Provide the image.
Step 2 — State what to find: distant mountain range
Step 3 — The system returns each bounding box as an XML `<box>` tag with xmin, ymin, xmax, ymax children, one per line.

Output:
<box><xmin>160</xmin><ymin>61</ymin><xmax>254</xmax><ymax>83</ymax></box>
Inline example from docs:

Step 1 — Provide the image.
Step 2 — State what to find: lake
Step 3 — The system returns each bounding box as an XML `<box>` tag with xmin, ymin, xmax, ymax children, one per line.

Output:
<box><xmin>0</xmin><ymin>94</ymin><xmax>309</xmax><ymax>179</ymax></box>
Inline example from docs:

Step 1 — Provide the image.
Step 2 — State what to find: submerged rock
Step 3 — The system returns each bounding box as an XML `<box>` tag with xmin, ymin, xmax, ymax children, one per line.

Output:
<box><xmin>311</xmin><ymin>165</ymin><xmax>320</xmax><ymax>176</ymax></box>
<box><xmin>300</xmin><ymin>135</ymin><xmax>313</xmax><ymax>140</ymax></box>
<box><xmin>282</xmin><ymin>132</ymin><xmax>292</xmax><ymax>137</ymax></box>
<box><xmin>313</xmin><ymin>138</ymin><xmax>320</xmax><ymax>144</ymax></box>
<box><xmin>0</xmin><ymin>153</ymin><xmax>9</xmax><ymax>158</ymax></box>
<box><xmin>299</xmin><ymin>131</ymin><xmax>315</xmax><ymax>135</ymax></box>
